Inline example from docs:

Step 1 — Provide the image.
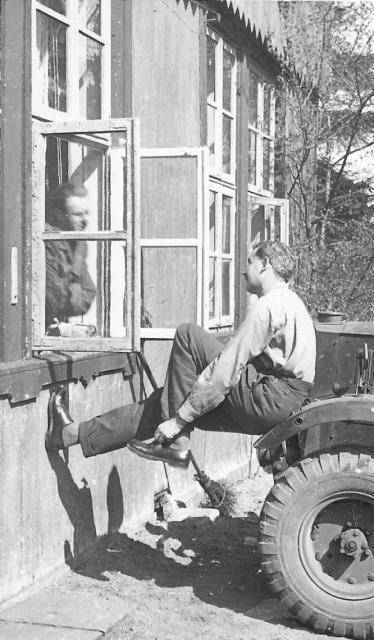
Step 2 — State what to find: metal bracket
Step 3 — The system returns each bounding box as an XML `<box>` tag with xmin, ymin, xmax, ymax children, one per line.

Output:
<box><xmin>354</xmin><ymin>343</ymin><xmax>374</xmax><ymax>394</ymax></box>
<box><xmin>190</xmin><ymin>0</ymin><xmax>221</xmax><ymax>23</ymax></box>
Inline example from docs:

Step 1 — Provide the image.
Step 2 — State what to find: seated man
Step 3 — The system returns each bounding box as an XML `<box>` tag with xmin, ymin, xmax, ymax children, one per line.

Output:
<box><xmin>45</xmin><ymin>182</ymin><xmax>96</xmax><ymax>335</ymax></box>
<box><xmin>46</xmin><ymin>241</ymin><xmax>316</xmax><ymax>468</ymax></box>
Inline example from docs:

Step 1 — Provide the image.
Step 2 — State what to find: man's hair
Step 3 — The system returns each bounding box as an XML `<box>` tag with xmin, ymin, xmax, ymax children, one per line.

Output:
<box><xmin>46</xmin><ymin>182</ymin><xmax>88</xmax><ymax>214</ymax></box>
<box><xmin>253</xmin><ymin>241</ymin><xmax>296</xmax><ymax>282</ymax></box>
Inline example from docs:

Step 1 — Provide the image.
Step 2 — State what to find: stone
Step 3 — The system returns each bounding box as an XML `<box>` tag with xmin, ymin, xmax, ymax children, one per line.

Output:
<box><xmin>165</xmin><ymin>507</ymin><xmax>220</xmax><ymax>523</ymax></box>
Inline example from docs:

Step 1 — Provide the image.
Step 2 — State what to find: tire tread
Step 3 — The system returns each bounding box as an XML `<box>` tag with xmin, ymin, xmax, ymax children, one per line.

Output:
<box><xmin>259</xmin><ymin>450</ymin><xmax>374</xmax><ymax>639</ymax></box>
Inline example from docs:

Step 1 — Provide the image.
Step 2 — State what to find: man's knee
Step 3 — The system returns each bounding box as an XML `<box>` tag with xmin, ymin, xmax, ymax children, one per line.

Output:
<box><xmin>175</xmin><ymin>322</ymin><xmax>201</xmax><ymax>342</ymax></box>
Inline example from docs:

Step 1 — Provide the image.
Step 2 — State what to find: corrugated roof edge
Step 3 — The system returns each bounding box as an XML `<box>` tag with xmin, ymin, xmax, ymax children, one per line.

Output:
<box><xmin>218</xmin><ymin>0</ymin><xmax>285</xmax><ymax>55</ymax></box>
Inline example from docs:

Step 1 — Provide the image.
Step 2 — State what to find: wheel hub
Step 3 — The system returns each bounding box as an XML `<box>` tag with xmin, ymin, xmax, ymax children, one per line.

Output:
<box><xmin>300</xmin><ymin>495</ymin><xmax>374</xmax><ymax>597</ymax></box>
<box><xmin>340</xmin><ymin>527</ymin><xmax>369</xmax><ymax>559</ymax></box>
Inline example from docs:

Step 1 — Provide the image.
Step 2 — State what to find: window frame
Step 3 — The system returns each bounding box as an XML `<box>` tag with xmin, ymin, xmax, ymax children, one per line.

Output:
<box><xmin>206</xmin><ymin>27</ymin><xmax>237</xmax><ymax>330</ymax></box>
<box><xmin>206</xmin><ymin>179</ymin><xmax>236</xmax><ymax>329</ymax></box>
<box><xmin>139</xmin><ymin>147</ymin><xmax>207</xmax><ymax>340</ymax></box>
<box><xmin>32</xmin><ymin>117</ymin><xmax>140</xmax><ymax>352</ymax></box>
<box><xmin>206</xmin><ymin>27</ymin><xmax>237</xmax><ymax>185</ymax></box>
<box><xmin>249</xmin><ymin>194</ymin><xmax>289</xmax><ymax>246</ymax></box>
<box><xmin>247</xmin><ymin>68</ymin><xmax>275</xmax><ymax>197</ymax></box>
<box><xmin>32</xmin><ymin>0</ymin><xmax>111</xmax><ymax>121</ymax></box>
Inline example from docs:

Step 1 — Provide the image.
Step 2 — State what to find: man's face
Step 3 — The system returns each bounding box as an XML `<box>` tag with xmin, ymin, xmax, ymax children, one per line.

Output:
<box><xmin>65</xmin><ymin>195</ymin><xmax>90</xmax><ymax>231</ymax></box>
<box><xmin>242</xmin><ymin>251</ymin><xmax>264</xmax><ymax>294</ymax></box>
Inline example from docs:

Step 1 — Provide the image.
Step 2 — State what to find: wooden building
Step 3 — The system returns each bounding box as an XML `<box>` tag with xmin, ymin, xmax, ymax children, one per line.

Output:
<box><xmin>0</xmin><ymin>0</ymin><xmax>291</xmax><ymax>605</ymax></box>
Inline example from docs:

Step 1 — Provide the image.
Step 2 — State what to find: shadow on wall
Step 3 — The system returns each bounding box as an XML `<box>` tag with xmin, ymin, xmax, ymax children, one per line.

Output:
<box><xmin>44</xmin><ymin>357</ymin><xmax>158</xmax><ymax>572</ymax></box>
<box><xmin>107</xmin><ymin>465</ymin><xmax>124</xmax><ymax>535</ymax></box>
<box><xmin>47</xmin><ymin>452</ymin><xmax>124</xmax><ymax>571</ymax></box>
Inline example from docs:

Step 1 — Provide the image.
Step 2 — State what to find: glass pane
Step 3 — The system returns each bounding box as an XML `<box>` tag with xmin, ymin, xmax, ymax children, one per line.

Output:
<box><xmin>44</xmin><ymin>240</ymin><xmax>127</xmax><ymax>338</ymax></box>
<box><xmin>223</xmin><ymin>48</ymin><xmax>234</xmax><ymax>111</ymax></box>
<box><xmin>45</xmin><ymin>136</ymin><xmax>69</xmax><ymax>189</ymax></box>
<box><xmin>38</xmin><ymin>0</ymin><xmax>66</xmax><ymax>14</ymax></box>
<box><xmin>248</xmin><ymin>70</ymin><xmax>259</xmax><ymax>128</ymax></box>
<box><xmin>222</xmin><ymin>114</ymin><xmax>231</xmax><ymax>174</ymax></box>
<box><xmin>36</xmin><ymin>12</ymin><xmax>67</xmax><ymax>111</ymax></box>
<box><xmin>79</xmin><ymin>35</ymin><xmax>102</xmax><ymax>119</ymax></box>
<box><xmin>250</xmin><ymin>202</ymin><xmax>265</xmax><ymax>244</ymax></box>
<box><xmin>274</xmin><ymin>206</ymin><xmax>281</xmax><ymax>241</ymax></box>
<box><xmin>44</xmin><ymin>132</ymin><xmax>127</xmax><ymax>233</ymax></box>
<box><xmin>263</xmin><ymin>83</ymin><xmax>272</xmax><ymax>135</ymax></box>
<box><xmin>42</xmin><ymin>132</ymin><xmax>129</xmax><ymax>340</ymax></box>
<box><xmin>265</xmin><ymin>215</ymin><xmax>271</xmax><ymax>240</ymax></box>
<box><xmin>141</xmin><ymin>248</ymin><xmax>197</xmax><ymax>328</ymax></box>
<box><xmin>207</xmin><ymin>36</ymin><xmax>216</xmax><ymax>102</ymax></box>
<box><xmin>222</xmin><ymin>260</ymin><xmax>230</xmax><ymax>316</ymax></box>
<box><xmin>248</xmin><ymin>130</ymin><xmax>257</xmax><ymax>184</ymax></box>
<box><xmin>44</xmin><ymin>136</ymin><xmax>107</xmax><ymax>233</ymax></box>
<box><xmin>263</xmin><ymin>138</ymin><xmax>271</xmax><ymax>190</ymax></box>
<box><xmin>209</xmin><ymin>191</ymin><xmax>216</xmax><ymax>251</ymax></box>
<box><xmin>79</xmin><ymin>0</ymin><xmax>101</xmax><ymax>35</ymax></box>
<box><xmin>222</xmin><ymin>196</ymin><xmax>231</xmax><ymax>253</ymax></box>
<box><xmin>141</xmin><ymin>156</ymin><xmax>198</xmax><ymax>238</ymax></box>
<box><xmin>209</xmin><ymin>257</ymin><xmax>216</xmax><ymax>320</ymax></box>
<box><xmin>208</xmin><ymin>105</ymin><xmax>216</xmax><ymax>169</ymax></box>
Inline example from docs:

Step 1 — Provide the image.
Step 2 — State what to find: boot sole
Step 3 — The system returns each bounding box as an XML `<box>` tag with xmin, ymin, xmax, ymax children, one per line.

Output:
<box><xmin>127</xmin><ymin>443</ymin><xmax>190</xmax><ymax>469</ymax></box>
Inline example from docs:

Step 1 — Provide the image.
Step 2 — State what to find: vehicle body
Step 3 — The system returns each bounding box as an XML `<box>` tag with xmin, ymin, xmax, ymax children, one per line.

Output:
<box><xmin>255</xmin><ymin>320</ymin><xmax>374</xmax><ymax>640</ymax></box>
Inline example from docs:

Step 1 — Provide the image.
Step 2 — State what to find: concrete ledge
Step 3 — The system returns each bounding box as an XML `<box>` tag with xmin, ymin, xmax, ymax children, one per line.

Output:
<box><xmin>0</xmin><ymin>621</ymin><xmax>100</xmax><ymax>640</ymax></box>
<box><xmin>0</xmin><ymin>588</ymin><xmax>136</xmax><ymax>640</ymax></box>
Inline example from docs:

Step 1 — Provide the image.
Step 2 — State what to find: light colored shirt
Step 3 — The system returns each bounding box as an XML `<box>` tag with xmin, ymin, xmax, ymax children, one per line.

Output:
<box><xmin>178</xmin><ymin>286</ymin><xmax>316</xmax><ymax>423</ymax></box>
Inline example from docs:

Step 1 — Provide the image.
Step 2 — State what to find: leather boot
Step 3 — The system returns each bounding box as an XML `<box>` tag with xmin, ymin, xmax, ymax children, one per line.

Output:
<box><xmin>127</xmin><ymin>438</ymin><xmax>191</xmax><ymax>469</ymax></box>
<box><xmin>45</xmin><ymin>386</ymin><xmax>73</xmax><ymax>451</ymax></box>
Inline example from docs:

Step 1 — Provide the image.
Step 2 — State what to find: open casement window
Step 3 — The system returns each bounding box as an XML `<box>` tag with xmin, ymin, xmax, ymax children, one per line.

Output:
<box><xmin>207</xmin><ymin>182</ymin><xmax>235</xmax><ymax>328</ymax></box>
<box><xmin>140</xmin><ymin>148</ymin><xmax>207</xmax><ymax>339</ymax></box>
<box><xmin>249</xmin><ymin>195</ymin><xmax>289</xmax><ymax>246</ymax></box>
<box><xmin>32</xmin><ymin>118</ymin><xmax>140</xmax><ymax>351</ymax></box>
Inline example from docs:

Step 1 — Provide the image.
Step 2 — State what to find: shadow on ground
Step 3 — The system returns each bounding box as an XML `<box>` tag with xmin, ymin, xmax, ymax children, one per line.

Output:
<box><xmin>47</xmin><ymin>450</ymin><xmax>318</xmax><ymax>638</ymax></box>
<box><xmin>68</xmin><ymin>512</ymin><xmax>273</xmax><ymax>615</ymax></box>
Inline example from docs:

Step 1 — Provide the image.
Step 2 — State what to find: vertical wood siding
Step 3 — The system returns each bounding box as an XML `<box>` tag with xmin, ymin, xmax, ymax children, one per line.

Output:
<box><xmin>0</xmin><ymin>375</ymin><xmax>167</xmax><ymax>605</ymax></box>
<box><xmin>0</xmin><ymin>0</ymin><xmax>33</xmax><ymax>360</ymax></box>
<box><xmin>132</xmin><ymin>0</ymin><xmax>200</xmax><ymax>148</ymax></box>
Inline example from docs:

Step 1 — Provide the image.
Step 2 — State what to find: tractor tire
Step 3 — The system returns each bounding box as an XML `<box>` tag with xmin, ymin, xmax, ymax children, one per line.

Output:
<box><xmin>259</xmin><ymin>451</ymin><xmax>374</xmax><ymax>639</ymax></box>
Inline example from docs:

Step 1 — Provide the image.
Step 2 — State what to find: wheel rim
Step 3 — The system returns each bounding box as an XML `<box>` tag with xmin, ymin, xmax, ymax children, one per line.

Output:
<box><xmin>298</xmin><ymin>491</ymin><xmax>374</xmax><ymax>600</ymax></box>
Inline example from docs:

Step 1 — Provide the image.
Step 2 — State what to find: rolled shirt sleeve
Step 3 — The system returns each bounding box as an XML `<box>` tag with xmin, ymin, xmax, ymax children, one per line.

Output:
<box><xmin>178</xmin><ymin>298</ymin><xmax>276</xmax><ymax>423</ymax></box>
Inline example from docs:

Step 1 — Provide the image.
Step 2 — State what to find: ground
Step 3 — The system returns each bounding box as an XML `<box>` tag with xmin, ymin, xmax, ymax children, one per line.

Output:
<box><xmin>56</xmin><ymin>469</ymin><xmax>343</xmax><ymax>640</ymax></box>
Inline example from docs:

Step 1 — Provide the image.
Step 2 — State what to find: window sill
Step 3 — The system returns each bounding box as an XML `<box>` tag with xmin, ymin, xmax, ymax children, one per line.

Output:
<box><xmin>0</xmin><ymin>351</ymin><xmax>136</xmax><ymax>405</ymax></box>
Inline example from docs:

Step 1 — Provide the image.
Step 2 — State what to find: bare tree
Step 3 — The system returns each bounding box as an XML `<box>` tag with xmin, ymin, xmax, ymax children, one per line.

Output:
<box><xmin>278</xmin><ymin>0</ymin><xmax>374</xmax><ymax>318</ymax></box>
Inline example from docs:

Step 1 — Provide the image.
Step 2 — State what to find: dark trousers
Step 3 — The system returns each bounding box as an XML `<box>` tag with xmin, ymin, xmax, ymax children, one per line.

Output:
<box><xmin>79</xmin><ymin>323</ymin><xmax>311</xmax><ymax>458</ymax></box>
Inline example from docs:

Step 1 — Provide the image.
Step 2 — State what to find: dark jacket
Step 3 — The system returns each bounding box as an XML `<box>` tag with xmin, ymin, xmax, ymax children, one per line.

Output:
<box><xmin>45</xmin><ymin>219</ymin><xmax>96</xmax><ymax>327</ymax></box>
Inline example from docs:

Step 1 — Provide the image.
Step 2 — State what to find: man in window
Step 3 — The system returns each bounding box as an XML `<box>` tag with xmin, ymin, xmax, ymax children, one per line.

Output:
<box><xmin>45</xmin><ymin>241</ymin><xmax>316</xmax><ymax>468</ymax></box>
<box><xmin>45</xmin><ymin>182</ymin><xmax>97</xmax><ymax>336</ymax></box>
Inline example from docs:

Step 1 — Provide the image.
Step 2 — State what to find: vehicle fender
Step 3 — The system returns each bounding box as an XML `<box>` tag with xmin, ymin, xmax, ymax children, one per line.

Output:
<box><xmin>255</xmin><ymin>394</ymin><xmax>374</xmax><ymax>451</ymax></box>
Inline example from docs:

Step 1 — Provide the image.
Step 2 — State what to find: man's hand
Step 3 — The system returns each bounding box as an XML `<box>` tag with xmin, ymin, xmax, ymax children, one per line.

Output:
<box><xmin>154</xmin><ymin>416</ymin><xmax>188</xmax><ymax>445</ymax></box>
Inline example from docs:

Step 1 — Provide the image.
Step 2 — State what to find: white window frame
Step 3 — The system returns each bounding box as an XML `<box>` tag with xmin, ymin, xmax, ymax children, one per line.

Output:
<box><xmin>249</xmin><ymin>195</ymin><xmax>289</xmax><ymax>245</ymax></box>
<box><xmin>248</xmin><ymin>69</ymin><xmax>275</xmax><ymax>196</ymax></box>
<box><xmin>32</xmin><ymin>0</ymin><xmax>111</xmax><ymax>121</ymax></box>
<box><xmin>206</xmin><ymin>28</ymin><xmax>237</xmax><ymax>185</ymax></box>
<box><xmin>32</xmin><ymin>117</ymin><xmax>140</xmax><ymax>352</ymax></box>
<box><xmin>140</xmin><ymin>147</ymin><xmax>207</xmax><ymax>340</ymax></box>
<box><xmin>206</xmin><ymin>28</ymin><xmax>237</xmax><ymax>329</ymax></box>
<box><xmin>205</xmin><ymin>180</ymin><xmax>236</xmax><ymax>329</ymax></box>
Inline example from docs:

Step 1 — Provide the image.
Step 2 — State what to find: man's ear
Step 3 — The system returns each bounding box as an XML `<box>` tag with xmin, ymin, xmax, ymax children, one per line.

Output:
<box><xmin>260</xmin><ymin>256</ymin><xmax>271</xmax><ymax>273</ymax></box>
